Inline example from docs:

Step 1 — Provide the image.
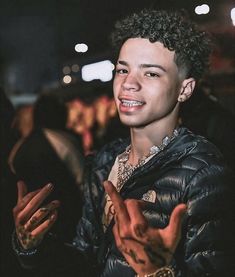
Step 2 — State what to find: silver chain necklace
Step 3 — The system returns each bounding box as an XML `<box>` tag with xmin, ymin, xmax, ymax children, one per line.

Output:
<box><xmin>116</xmin><ymin>128</ymin><xmax>179</xmax><ymax>191</ymax></box>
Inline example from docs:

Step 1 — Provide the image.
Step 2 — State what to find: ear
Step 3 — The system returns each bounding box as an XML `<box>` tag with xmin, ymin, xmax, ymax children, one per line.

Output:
<box><xmin>178</xmin><ymin>78</ymin><xmax>196</xmax><ymax>102</ymax></box>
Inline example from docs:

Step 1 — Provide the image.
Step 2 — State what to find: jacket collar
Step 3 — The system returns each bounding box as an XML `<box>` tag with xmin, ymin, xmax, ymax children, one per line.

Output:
<box><xmin>94</xmin><ymin>127</ymin><xmax>198</xmax><ymax>197</ymax></box>
<box><xmin>96</xmin><ymin>127</ymin><xmax>197</xmax><ymax>170</ymax></box>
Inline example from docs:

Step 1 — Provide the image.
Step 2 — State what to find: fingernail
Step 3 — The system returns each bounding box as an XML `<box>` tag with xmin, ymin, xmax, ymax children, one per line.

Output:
<box><xmin>46</xmin><ymin>183</ymin><xmax>53</xmax><ymax>190</ymax></box>
<box><xmin>50</xmin><ymin>214</ymin><xmax>56</xmax><ymax>221</ymax></box>
<box><xmin>41</xmin><ymin>207</ymin><xmax>49</xmax><ymax>212</ymax></box>
<box><xmin>51</xmin><ymin>200</ymin><xmax>60</xmax><ymax>205</ymax></box>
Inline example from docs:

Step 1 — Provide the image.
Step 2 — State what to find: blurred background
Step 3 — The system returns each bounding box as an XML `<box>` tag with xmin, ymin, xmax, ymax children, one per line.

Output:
<box><xmin>1</xmin><ymin>0</ymin><xmax>235</xmax><ymax>154</ymax></box>
<box><xmin>0</xmin><ymin>1</ymin><xmax>234</xmax><ymax>100</ymax></box>
<box><xmin>1</xmin><ymin>1</ymin><xmax>235</xmax><ymax>276</ymax></box>
<box><xmin>0</xmin><ymin>0</ymin><xmax>235</xmax><ymax>155</ymax></box>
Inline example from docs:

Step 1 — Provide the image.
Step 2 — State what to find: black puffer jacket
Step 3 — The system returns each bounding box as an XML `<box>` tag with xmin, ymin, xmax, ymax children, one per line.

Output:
<box><xmin>14</xmin><ymin>127</ymin><xmax>234</xmax><ymax>277</ymax></box>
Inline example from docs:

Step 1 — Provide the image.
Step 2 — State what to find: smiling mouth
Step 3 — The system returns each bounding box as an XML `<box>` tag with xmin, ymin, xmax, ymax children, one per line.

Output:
<box><xmin>120</xmin><ymin>99</ymin><xmax>144</xmax><ymax>107</ymax></box>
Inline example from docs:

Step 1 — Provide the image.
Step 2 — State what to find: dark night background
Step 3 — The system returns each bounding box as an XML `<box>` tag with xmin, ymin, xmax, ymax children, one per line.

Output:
<box><xmin>0</xmin><ymin>0</ymin><xmax>234</xmax><ymax>112</ymax></box>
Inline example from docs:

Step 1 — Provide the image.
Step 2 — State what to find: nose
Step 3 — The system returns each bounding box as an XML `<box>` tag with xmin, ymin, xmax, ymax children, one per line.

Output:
<box><xmin>122</xmin><ymin>73</ymin><xmax>140</xmax><ymax>92</ymax></box>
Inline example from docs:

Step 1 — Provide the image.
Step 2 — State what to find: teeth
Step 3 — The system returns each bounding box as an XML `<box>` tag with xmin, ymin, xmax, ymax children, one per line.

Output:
<box><xmin>121</xmin><ymin>99</ymin><xmax>143</xmax><ymax>107</ymax></box>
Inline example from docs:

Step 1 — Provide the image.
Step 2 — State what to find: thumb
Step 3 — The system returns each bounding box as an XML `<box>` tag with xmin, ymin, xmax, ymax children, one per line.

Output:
<box><xmin>165</xmin><ymin>204</ymin><xmax>187</xmax><ymax>249</ymax></box>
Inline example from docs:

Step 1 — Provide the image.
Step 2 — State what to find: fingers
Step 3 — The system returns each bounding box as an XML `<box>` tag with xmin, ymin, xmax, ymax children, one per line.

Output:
<box><xmin>104</xmin><ymin>181</ymin><xmax>148</xmax><ymax>238</ymax></box>
<box><xmin>17</xmin><ymin>210</ymin><xmax>58</xmax><ymax>250</ymax></box>
<box><xmin>31</xmin><ymin>210</ymin><xmax>58</xmax><ymax>237</ymax></box>
<box><xmin>113</xmin><ymin>222</ymin><xmax>123</xmax><ymax>251</ymax></box>
<box><xmin>164</xmin><ymin>203</ymin><xmax>187</xmax><ymax>249</ymax></box>
<box><xmin>168</xmin><ymin>204</ymin><xmax>187</xmax><ymax>235</ymax></box>
<box><xmin>14</xmin><ymin>182</ymin><xmax>59</xmax><ymax>250</ymax></box>
<box><xmin>125</xmin><ymin>200</ymin><xmax>148</xmax><ymax>238</ymax></box>
<box><xmin>16</xmin><ymin>183</ymin><xmax>54</xmax><ymax>225</ymax></box>
<box><xmin>104</xmin><ymin>181</ymin><xmax>130</xmax><ymax>223</ymax></box>
<box><xmin>17</xmin><ymin>180</ymin><xmax>27</xmax><ymax>204</ymax></box>
<box><xmin>14</xmin><ymin>189</ymin><xmax>42</xmax><ymax>214</ymax></box>
<box><xmin>24</xmin><ymin>200</ymin><xmax>60</xmax><ymax>232</ymax></box>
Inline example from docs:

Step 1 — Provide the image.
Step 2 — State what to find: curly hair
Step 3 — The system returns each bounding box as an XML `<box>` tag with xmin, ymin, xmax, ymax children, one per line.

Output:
<box><xmin>111</xmin><ymin>9</ymin><xmax>212</xmax><ymax>80</ymax></box>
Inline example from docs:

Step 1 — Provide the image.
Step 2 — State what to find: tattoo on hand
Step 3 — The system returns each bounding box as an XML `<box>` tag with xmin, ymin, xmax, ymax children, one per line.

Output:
<box><xmin>144</xmin><ymin>242</ymin><xmax>173</xmax><ymax>267</ymax></box>
<box><xmin>120</xmin><ymin>236</ymin><xmax>173</xmax><ymax>267</ymax></box>
<box><xmin>124</xmin><ymin>247</ymin><xmax>146</xmax><ymax>264</ymax></box>
<box><xmin>16</xmin><ymin>225</ymin><xmax>43</xmax><ymax>250</ymax></box>
<box><xmin>120</xmin><ymin>237</ymin><xmax>146</xmax><ymax>264</ymax></box>
<box><xmin>144</xmin><ymin>245</ymin><xmax>166</xmax><ymax>267</ymax></box>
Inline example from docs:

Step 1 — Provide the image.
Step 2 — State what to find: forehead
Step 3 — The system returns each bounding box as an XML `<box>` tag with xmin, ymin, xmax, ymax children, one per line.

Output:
<box><xmin>118</xmin><ymin>38</ymin><xmax>176</xmax><ymax>67</ymax></box>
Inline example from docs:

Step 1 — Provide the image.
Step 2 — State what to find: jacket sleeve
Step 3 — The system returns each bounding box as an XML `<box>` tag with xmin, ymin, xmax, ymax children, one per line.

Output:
<box><xmin>180</xmin><ymin>164</ymin><xmax>234</xmax><ymax>277</ymax></box>
<box><xmin>71</xmin><ymin>154</ymin><xmax>105</xmax><ymax>265</ymax></box>
<box><xmin>12</xmin><ymin>228</ymin><xmax>98</xmax><ymax>276</ymax></box>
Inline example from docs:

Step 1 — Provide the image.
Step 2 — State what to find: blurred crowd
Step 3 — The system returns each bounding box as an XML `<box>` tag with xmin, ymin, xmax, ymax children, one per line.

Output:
<box><xmin>11</xmin><ymin>93</ymin><xmax>128</xmax><ymax>155</ymax></box>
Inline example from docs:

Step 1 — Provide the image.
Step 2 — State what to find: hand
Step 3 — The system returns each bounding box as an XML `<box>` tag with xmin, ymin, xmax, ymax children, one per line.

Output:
<box><xmin>104</xmin><ymin>181</ymin><xmax>187</xmax><ymax>276</ymax></box>
<box><xmin>13</xmin><ymin>181</ymin><xmax>60</xmax><ymax>250</ymax></box>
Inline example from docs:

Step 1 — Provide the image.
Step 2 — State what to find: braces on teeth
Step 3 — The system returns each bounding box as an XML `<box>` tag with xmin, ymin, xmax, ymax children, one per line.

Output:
<box><xmin>121</xmin><ymin>100</ymin><xmax>143</xmax><ymax>106</ymax></box>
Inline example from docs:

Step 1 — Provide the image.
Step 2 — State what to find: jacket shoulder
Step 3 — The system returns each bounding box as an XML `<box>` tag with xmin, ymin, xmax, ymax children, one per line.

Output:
<box><xmin>177</xmin><ymin>128</ymin><xmax>225</xmax><ymax>169</ymax></box>
<box><xmin>93</xmin><ymin>137</ymin><xmax>129</xmax><ymax>167</ymax></box>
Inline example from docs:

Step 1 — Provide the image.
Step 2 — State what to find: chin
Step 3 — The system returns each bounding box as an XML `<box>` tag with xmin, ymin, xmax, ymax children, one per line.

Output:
<box><xmin>118</xmin><ymin>113</ymin><xmax>149</xmax><ymax>127</ymax></box>
<box><xmin>119</xmin><ymin>118</ymin><xmax>145</xmax><ymax>128</ymax></box>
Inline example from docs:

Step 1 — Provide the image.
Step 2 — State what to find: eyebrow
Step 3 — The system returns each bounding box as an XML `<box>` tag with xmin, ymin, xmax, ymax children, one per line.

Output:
<box><xmin>117</xmin><ymin>60</ymin><xmax>167</xmax><ymax>72</ymax></box>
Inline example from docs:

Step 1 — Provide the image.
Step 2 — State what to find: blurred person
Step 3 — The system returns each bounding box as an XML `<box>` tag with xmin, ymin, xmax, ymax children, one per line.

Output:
<box><xmin>66</xmin><ymin>98</ymin><xmax>85</xmax><ymax>134</ymax></box>
<box><xmin>95</xmin><ymin>95</ymin><xmax>110</xmax><ymax>127</ymax></box>
<box><xmin>67</xmin><ymin>98</ymin><xmax>96</xmax><ymax>154</ymax></box>
<box><xmin>92</xmin><ymin>95</ymin><xmax>129</xmax><ymax>150</ymax></box>
<box><xmin>83</xmin><ymin>104</ymin><xmax>96</xmax><ymax>130</ymax></box>
<box><xmin>0</xmin><ymin>87</ymin><xmax>18</xmax><ymax>162</ymax></box>
<box><xmin>0</xmin><ymin>87</ymin><xmax>29</xmax><ymax>276</ymax></box>
<box><xmin>81</xmin><ymin>104</ymin><xmax>96</xmax><ymax>154</ymax></box>
<box><xmin>9</xmin><ymin>92</ymin><xmax>84</xmax><ymax>276</ymax></box>
<box><xmin>92</xmin><ymin>95</ymin><xmax>111</xmax><ymax>148</ymax></box>
<box><xmin>11</xmin><ymin>9</ymin><xmax>234</xmax><ymax>277</ymax></box>
<box><xmin>11</xmin><ymin>105</ymin><xmax>34</xmax><ymax>138</ymax></box>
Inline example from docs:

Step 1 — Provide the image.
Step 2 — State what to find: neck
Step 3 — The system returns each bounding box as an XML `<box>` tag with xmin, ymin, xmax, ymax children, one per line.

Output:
<box><xmin>128</xmin><ymin>119</ymin><xmax>179</xmax><ymax>165</ymax></box>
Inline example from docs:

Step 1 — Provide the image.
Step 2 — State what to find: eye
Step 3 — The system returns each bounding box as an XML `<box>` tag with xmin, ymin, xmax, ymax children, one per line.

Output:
<box><xmin>145</xmin><ymin>72</ymin><xmax>160</xmax><ymax>78</ymax></box>
<box><xmin>115</xmin><ymin>68</ymin><xmax>128</xmax><ymax>75</ymax></box>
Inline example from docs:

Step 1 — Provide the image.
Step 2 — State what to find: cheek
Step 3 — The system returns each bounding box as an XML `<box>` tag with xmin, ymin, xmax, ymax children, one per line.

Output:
<box><xmin>148</xmin><ymin>87</ymin><xmax>177</xmax><ymax>109</ymax></box>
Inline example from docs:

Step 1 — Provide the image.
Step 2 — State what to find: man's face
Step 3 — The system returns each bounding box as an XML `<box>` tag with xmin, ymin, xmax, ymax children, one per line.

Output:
<box><xmin>113</xmin><ymin>38</ymin><xmax>184</xmax><ymax>129</ymax></box>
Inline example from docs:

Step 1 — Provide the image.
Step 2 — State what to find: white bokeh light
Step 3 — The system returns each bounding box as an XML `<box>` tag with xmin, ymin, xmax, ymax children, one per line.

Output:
<box><xmin>63</xmin><ymin>75</ymin><xmax>72</xmax><ymax>84</ymax></box>
<box><xmin>195</xmin><ymin>4</ymin><xmax>210</xmax><ymax>15</ymax></box>
<box><xmin>231</xmin><ymin>7</ymin><xmax>235</xmax><ymax>26</ymax></box>
<box><xmin>81</xmin><ymin>60</ymin><xmax>114</xmax><ymax>82</ymax></box>
<box><xmin>75</xmin><ymin>43</ymin><xmax>88</xmax><ymax>53</ymax></box>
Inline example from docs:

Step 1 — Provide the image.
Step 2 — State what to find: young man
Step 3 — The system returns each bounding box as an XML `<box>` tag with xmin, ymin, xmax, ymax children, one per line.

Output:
<box><xmin>12</xmin><ymin>10</ymin><xmax>234</xmax><ymax>277</ymax></box>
